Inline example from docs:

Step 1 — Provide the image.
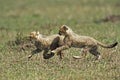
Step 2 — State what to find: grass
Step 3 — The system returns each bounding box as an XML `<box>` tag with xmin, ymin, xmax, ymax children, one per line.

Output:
<box><xmin>0</xmin><ymin>0</ymin><xmax>120</xmax><ymax>80</ymax></box>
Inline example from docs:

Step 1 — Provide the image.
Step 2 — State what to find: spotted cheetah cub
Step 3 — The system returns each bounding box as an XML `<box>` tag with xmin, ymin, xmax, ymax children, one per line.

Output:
<box><xmin>50</xmin><ymin>25</ymin><xmax>118</xmax><ymax>60</ymax></box>
<box><xmin>28</xmin><ymin>31</ymin><xmax>64</xmax><ymax>59</ymax></box>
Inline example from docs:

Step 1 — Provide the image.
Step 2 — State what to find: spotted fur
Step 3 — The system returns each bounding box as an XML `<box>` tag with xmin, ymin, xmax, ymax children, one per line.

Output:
<box><xmin>28</xmin><ymin>31</ymin><xmax>64</xmax><ymax>59</ymax></box>
<box><xmin>51</xmin><ymin>25</ymin><xmax>118</xmax><ymax>60</ymax></box>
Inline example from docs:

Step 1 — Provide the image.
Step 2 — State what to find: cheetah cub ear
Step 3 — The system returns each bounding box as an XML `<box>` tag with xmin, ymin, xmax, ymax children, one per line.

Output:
<box><xmin>62</xmin><ymin>25</ymin><xmax>68</xmax><ymax>31</ymax></box>
<box><xmin>36</xmin><ymin>31</ymin><xmax>40</xmax><ymax>35</ymax></box>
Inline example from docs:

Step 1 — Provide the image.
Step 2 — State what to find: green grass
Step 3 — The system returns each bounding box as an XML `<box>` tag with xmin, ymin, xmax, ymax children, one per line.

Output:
<box><xmin>0</xmin><ymin>0</ymin><xmax>120</xmax><ymax>80</ymax></box>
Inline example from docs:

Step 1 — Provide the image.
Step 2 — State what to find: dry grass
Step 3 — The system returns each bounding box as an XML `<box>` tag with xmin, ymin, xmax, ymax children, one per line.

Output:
<box><xmin>0</xmin><ymin>0</ymin><xmax>120</xmax><ymax>80</ymax></box>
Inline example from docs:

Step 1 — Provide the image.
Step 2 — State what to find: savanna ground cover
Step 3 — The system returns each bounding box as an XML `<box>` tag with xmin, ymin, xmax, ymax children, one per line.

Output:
<box><xmin>0</xmin><ymin>0</ymin><xmax>120</xmax><ymax>80</ymax></box>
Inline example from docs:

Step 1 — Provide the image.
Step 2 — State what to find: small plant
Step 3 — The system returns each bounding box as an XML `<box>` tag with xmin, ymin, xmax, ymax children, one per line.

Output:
<box><xmin>7</xmin><ymin>32</ymin><xmax>35</xmax><ymax>52</ymax></box>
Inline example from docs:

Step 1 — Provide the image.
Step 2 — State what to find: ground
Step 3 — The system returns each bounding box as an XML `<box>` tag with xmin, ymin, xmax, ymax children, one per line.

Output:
<box><xmin>0</xmin><ymin>0</ymin><xmax>120</xmax><ymax>80</ymax></box>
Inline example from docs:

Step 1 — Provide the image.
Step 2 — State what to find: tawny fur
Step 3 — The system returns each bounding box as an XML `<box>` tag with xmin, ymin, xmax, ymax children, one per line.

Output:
<box><xmin>50</xmin><ymin>25</ymin><xmax>118</xmax><ymax>60</ymax></box>
<box><xmin>28</xmin><ymin>31</ymin><xmax>64</xmax><ymax>59</ymax></box>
